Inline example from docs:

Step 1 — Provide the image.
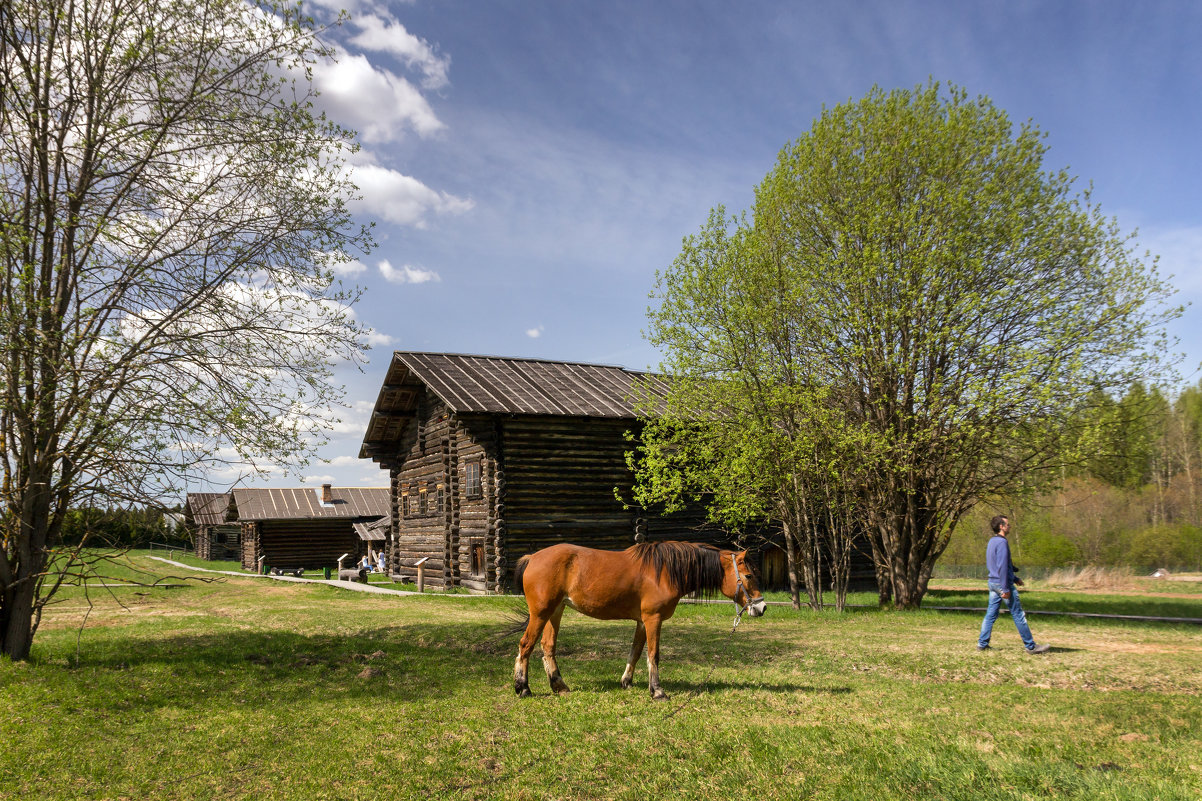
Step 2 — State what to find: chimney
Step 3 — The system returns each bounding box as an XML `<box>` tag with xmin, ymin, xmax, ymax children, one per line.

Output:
<box><xmin>322</xmin><ymin>483</ymin><xmax>333</xmax><ymax>505</ymax></box>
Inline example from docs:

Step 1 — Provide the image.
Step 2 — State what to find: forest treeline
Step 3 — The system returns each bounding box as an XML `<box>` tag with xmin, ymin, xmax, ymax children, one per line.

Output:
<box><xmin>56</xmin><ymin>506</ymin><xmax>184</xmax><ymax>548</ymax></box>
<box><xmin>944</xmin><ymin>379</ymin><xmax>1202</xmax><ymax>571</ymax></box>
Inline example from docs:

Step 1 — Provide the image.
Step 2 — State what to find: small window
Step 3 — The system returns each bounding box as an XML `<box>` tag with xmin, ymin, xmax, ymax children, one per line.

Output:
<box><xmin>418</xmin><ymin>484</ymin><xmax>428</xmax><ymax>516</ymax></box>
<box><xmin>436</xmin><ymin>483</ymin><xmax>445</xmax><ymax>515</ymax></box>
<box><xmin>400</xmin><ymin>486</ymin><xmax>410</xmax><ymax>519</ymax></box>
<box><xmin>464</xmin><ymin>461</ymin><xmax>482</xmax><ymax>499</ymax></box>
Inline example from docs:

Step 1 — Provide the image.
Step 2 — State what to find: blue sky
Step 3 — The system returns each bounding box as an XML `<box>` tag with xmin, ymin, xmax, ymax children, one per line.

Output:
<box><xmin>234</xmin><ymin>0</ymin><xmax>1202</xmax><ymax>489</ymax></box>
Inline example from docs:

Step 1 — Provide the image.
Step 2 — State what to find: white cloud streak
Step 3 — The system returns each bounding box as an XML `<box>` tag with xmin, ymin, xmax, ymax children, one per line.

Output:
<box><xmin>364</xmin><ymin>330</ymin><xmax>396</xmax><ymax>346</ymax></box>
<box><xmin>378</xmin><ymin>260</ymin><xmax>440</xmax><ymax>284</ymax></box>
<box><xmin>312</xmin><ymin>52</ymin><xmax>443</xmax><ymax>143</ymax></box>
<box><xmin>331</xmin><ymin>258</ymin><xmax>369</xmax><ymax>277</ymax></box>
<box><xmin>348</xmin><ymin>162</ymin><xmax>473</xmax><ymax>227</ymax></box>
<box><xmin>349</xmin><ymin>14</ymin><xmax>450</xmax><ymax>90</ymax></box>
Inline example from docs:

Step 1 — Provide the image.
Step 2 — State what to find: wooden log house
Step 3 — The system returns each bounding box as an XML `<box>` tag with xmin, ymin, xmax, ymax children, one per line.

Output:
<box><xmin>184</xmin><ymin>492</ymin><xmax>240</xmax><ymax>561</ymax></box>
<box><xmin>229</xmin><ymin>485</ymin><xmax>389</xmax><ymax>572</ymax></box>
<box><xmin>359</xmin><ymin>352</ymin><xmax>876</xmax><ymax>593</ymax></box>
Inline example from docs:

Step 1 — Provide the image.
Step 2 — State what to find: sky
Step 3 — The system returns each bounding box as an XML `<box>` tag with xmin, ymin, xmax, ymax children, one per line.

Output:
<box><xmin>224</xmin><ymin>0</ymin><xmax>1202</xmax><ymax>491</ymax></box>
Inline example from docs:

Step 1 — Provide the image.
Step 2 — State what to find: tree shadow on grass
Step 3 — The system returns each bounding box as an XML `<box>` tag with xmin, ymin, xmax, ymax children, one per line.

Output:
<box><xmin>46</xmin><ymin>621</ymin><xmax>517</xmax><ymax>710</ymax></box>
<box><xmin>659</xmin><ymin>679</ymin><xmax>853</xmax><ymax>695</ymax></box>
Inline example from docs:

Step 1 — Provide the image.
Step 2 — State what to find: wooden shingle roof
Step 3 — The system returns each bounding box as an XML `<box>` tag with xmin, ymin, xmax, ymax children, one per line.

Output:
<box><xmin>184</xmin><ymin>493</ymin><xmax>231</xmax><ymax>527</ymax></box>
<box><xmin>353</xmin><ymin>516</ymin><xmax>390</xmax><ymax>541</ymax></box>
<box><xmin>228</xmin><ymin>487</ymin><xmax>389</xmax><ymax>521</ymax></box>
<box><xmin>398</xmin><ymin>352</ymin><xmax>668</xmax><ymax>416</ymax></box>
<box><xmin>360</xmin><ymin>352</ymin><xmax>670</xmax><ymax>460</ymax></box>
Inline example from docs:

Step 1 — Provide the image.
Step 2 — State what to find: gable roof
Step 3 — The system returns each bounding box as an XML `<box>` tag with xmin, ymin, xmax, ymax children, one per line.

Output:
<box><xmin>398</xmin><ymin>352</ymin><xmax>667</xmax><ymax>416</ymax></box>
<box><xmin>228</xmin><ymin>487</ymin><xmax>389</xmax><ymax>521</ymax></box>
<box><xmin>184</xmin><ymin>493</ymin><xmax>232</xmax><ymax>527</ymax></box>
<box><xmin>360</xmin><ymin>352</ymin><xmax>670</xmax><ymax>460</ymax></box>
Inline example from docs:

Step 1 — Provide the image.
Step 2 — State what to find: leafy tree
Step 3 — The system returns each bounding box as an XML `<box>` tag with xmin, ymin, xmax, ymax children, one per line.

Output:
<box><xmin>1</xmin><ymin>0</ymin><xmax>370</xmax><ymax>659</ymax></box>
<box><xmin>1084</xmin><ymin>383</ymin><xmax>1167</xmax><ymax>489</ymax></box>
<box><xmin>1170</xmin><ymin>381</ymin><xmax>1202</xmax><ymax>522</ymax></box>
<box><xmin>640</xmin><ymin>82</ymin><xmax>1179</xmax><ymax>609</ymax></box>
<box><xmin>629</xmin><ymin>215</ymin><xmax>879</xmax><ymax>610</ymax></box>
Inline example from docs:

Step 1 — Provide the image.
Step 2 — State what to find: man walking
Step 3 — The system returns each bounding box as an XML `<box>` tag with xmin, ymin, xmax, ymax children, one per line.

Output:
<box><xmin>978</xmin><ymin>515</ymin><xmax>1050</xmax><ymax>654</ymax></box>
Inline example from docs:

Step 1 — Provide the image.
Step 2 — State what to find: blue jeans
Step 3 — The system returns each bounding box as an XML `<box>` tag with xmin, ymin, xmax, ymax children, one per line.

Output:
<box><xmin>978</xmin><ymin>581</ymin><xmax>1036</xmax><ymax>650</ymax></box>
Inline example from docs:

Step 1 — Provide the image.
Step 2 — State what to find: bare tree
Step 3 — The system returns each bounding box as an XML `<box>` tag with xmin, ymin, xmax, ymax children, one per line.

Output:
<box><xmin>1</xmin><ymin>0</ymin><xmax>371</xmax><ymax>659</ymax></box>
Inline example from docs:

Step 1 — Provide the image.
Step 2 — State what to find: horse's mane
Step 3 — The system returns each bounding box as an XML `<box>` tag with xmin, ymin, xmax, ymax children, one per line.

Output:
<box><xmin>627</xmin><ymin>541</ymin><xmax>725</xmax><ymax>597</ymax></box>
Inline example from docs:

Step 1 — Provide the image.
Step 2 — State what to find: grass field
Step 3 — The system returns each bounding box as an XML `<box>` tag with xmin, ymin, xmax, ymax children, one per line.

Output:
<box><xmin>2</xmin><ymin>552</ymin><xmax>1200</xmax><ymax>800</ymax></box>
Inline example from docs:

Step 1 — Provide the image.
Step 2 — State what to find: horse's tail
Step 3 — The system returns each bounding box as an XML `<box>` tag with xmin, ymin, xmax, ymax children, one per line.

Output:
<box><xmin>512</xmin><ymin>553</ymin><xmax>532</xmax><ymax>596</ymax></box>
<box><xmin>501</xmin><ymin>604</ymin><xmax>530</xmax><ymax>638</ymax></box>
<box><xmin>500</xmin><ymin>554</ymin><xmax>534</xmax><ymax>637</ymax></box>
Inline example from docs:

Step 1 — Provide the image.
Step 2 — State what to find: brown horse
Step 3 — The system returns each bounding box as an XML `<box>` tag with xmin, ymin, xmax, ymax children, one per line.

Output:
<box><xmin>511</xmin><ymin>541</ymin><xmax>766</xmax><ymax>700</ymax></box>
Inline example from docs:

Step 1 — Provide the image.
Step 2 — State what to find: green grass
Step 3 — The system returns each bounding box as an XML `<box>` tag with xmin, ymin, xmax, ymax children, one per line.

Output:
<box><xmin>3</xmin><ymin>553</ymin><xmax>1201</xmax><ymax>800</ymax></box>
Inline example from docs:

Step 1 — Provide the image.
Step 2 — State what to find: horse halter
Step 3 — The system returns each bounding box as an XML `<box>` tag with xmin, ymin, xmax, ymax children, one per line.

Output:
<box><xmin>729</xmin><ymin>552</ymin><xmax>754</xmax><ymax>631</ymax></box>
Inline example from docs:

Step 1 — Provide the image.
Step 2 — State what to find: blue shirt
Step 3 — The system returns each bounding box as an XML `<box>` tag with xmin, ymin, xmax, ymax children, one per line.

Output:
<box><xmin>985</xmin><ymin>535</ymin><xmax>1015</xmax><ymax>587</ymax></box>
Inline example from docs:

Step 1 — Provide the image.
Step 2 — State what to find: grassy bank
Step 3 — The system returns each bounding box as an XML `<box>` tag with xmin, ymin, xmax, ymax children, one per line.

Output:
<box><xmin>2</xmin><ymin>553</ymin><xmax>1200</xmax><ymax>800</ymax></box>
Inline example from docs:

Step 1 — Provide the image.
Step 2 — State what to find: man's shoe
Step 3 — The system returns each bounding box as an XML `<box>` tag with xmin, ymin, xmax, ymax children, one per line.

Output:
<box><xmin>1026</xmin><ymin>643</ymin><xmax>1051</xmax><ymax>654</ymax></box>
<box><xmin>977</xmin><ymin>644</ymin><xmax>991</xmax><ymax>650</ymax></box>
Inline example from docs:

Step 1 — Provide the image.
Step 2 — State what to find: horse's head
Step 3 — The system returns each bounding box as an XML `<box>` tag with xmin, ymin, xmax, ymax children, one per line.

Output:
<box><xmin>724</xmin><ymin>550</ymin><xmax>767</xmax><ymax>617</ymax></box>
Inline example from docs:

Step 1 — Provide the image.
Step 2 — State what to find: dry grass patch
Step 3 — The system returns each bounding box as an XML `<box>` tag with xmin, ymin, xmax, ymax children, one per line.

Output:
<box><xmin>1044</xmin><ymin>566</ymin><xmax>1142</xmax><ymax>591</ymax></box>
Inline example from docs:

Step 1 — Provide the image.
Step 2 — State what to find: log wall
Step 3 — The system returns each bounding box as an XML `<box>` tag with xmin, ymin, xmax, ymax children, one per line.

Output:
<box><xmin>389</xmin><ymin>391</ymin><xmax>452</xmax><ymax>587</ymax></box>
<box><xmin>499</xmin><ymin>417</ymin><xmax>638</xmax><ymax>560</ymax></box>
<box><xmin>255</xmin><ymin>519</ymin><xmax>363</xmax><ymax>571</ymax></box>
<box><xmin>196</xmin><ymin>524</ymin><xmax>240</xmax><ymax>561</ymax></box>
<box><xmin>240</xmin><ymin>522</ymin><xmax>260</xmax><ymax>571</ymax></box>
<box><xmin>454</xmin><ymin>415</ymin><xmax>500</xmax><ymax>592</ymax></box>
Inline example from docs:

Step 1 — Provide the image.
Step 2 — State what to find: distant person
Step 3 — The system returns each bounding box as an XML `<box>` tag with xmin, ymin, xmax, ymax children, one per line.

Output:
<box><xmin>978</xmin><ymin>515</ymin><xmax>1051</xmax><ymax>654</ymax></box>
<box><xmin>360</xmin><ymin>554</ymin><xmax>372</xmax><ymax>572</ymax></box>
<box><xmin>376</xmin><ymin>551</ymin><xmax>386</xmax><ymax>573</ymax></box>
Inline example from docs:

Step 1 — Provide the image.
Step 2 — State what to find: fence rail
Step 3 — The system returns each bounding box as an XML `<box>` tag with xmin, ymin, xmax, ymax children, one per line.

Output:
<box><xmin>934</xmin><ymin>563</ymin><xmax>1201</xmax><ymax>581</ymax></box>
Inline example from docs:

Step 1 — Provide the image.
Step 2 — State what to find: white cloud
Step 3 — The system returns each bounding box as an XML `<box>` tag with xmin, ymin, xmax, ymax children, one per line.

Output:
<box><xmin>332</xmin><ymin>258</ymin><xmax>369</xmax><ymax>277</ymax></box>
<box><xmin>301</xmin><ymin>474</ymin><xmax>337</xmax><ymax>484</ymax></box>
<box><xmin>526</xmin><ymin>325</ymin><xmax>544</xmax><ymax>338</ymax></box>
<box><xmin>378</xmin><ymin>260</ymin><xmax>440</xmax><ymax>284</ymax></box>
<box><xmin>364</xmin><ymin>330</ymin><xmax>396</xmax><ymax>346</ymax></box>
<box><xmin>349</xmin><ymin>14</ymin><xmax>450</xmax><ymax>90</ymax></box>
<box><xmin>327</xmin><ymin>400</ymin><xmax>376</xmax><ymax>434</ymax></box>
<box><xmin>323</xmin><ymin>455</ymin><xmax>359</xmax><ymax>467</ymax></box>
<box><xmin>349</xmin><ymin>163</ymin><xmax>473</xmax><ymax>227</ymax></box>
<box><xmin>312</xmin><ymin>52</ymin><xmax>443</xmax><ymax>143</ymax></box>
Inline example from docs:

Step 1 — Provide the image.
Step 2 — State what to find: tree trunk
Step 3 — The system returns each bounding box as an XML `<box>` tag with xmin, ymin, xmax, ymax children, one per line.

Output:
<box><xmin>2</xmin><ymin>459</ymin><xmax>57</xmax><ymax>660</ymax></box>
<box><xmin>1</xmin><ymin>572</ymin><xmax>39</xmax><ymax>660</ymax></box>
<box><xmin>782</xmin><ymin>519</ymin><xmax>802</xmax><ymax>610</ymax></box>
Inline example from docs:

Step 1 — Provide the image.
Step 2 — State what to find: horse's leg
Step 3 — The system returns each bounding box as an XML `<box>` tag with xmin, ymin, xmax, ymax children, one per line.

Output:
<box><xmin>541</xmin><ymin>600</ymin><xmax>570</xmax><ymax>694</ymax></box>
<box><xmin>620</xmin><ymin>621</ymin><xmax>646</xmax><ymax>689</ymax></box>
<box><xmin>514</xmin><ymin>611</ymin><xmax>550</xmax><ymax>698</ymax></box>
<box><xmin>643</xmin><ymin>614</ymin><xmax>669</xmax><ymax>701</ymax></box>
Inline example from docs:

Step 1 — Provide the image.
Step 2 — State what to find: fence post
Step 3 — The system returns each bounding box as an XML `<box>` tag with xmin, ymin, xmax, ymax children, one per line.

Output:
<box><xmin>415</xmin><ymin>557</ymin><xmax>430</xmax><ymax>593</ymax></box>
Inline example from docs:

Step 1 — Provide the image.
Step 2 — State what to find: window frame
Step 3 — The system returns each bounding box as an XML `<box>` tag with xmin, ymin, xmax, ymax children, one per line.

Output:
<box><xmin>464</xmin><ymin>460</ymin><xmax>482</xmax><ymax>499</ymax></box>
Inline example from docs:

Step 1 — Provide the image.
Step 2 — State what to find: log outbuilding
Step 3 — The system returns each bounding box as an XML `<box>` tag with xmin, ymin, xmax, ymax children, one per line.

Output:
<box><xmin>359</xmin><ymin>352</ymin><xmax>779</xmax><ymax>593</ymax></box>
<box><xmin>229</xmin><ymin>485</ymin><xmax>389</xmax><ymax>572</ymax></box>
<box><xmin>184</xmin><ymin>492</ymin><xmax>239</xmax><ymax>561</ymax></box>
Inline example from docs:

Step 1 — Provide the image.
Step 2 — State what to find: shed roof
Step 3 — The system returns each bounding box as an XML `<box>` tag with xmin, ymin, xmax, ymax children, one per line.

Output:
<box><xmin>228</xmin><ymin>487</ymin><xmax>389</xmax><ymax>521</ymax></box>
<box><xmin>360</xmin><ymin>352</ymin><xmax>670</xmax><ymax>460</ymax></box>
<box><xmin>353</xmin><ymin>516</ymin><xmax>390</xmax><ymax>541</ymax></box>
<box><xmin>185</xmin><ymin>493</ymin><xmax>232</xmax><ymax>527</ymax></box>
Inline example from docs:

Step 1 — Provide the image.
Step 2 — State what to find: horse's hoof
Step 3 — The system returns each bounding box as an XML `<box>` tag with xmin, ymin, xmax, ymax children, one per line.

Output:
<box><xmin>517</xmin><ymin>687</ymin><xmax>532</xmax><ymax>698</ymax></box>
<box><xmin>552</xmin><ymin>685</ymin><xmax>571</xmax><ymax>695</ymax></box>
<box><xmin>651</xmin><ymin>691</ymin><xmax>670</xmax><ymax>702</ymax></box>
<box><xmin>620</xmin><ymin>679</ymin><xmax>632</xmax><ymax>689</ymax></box>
